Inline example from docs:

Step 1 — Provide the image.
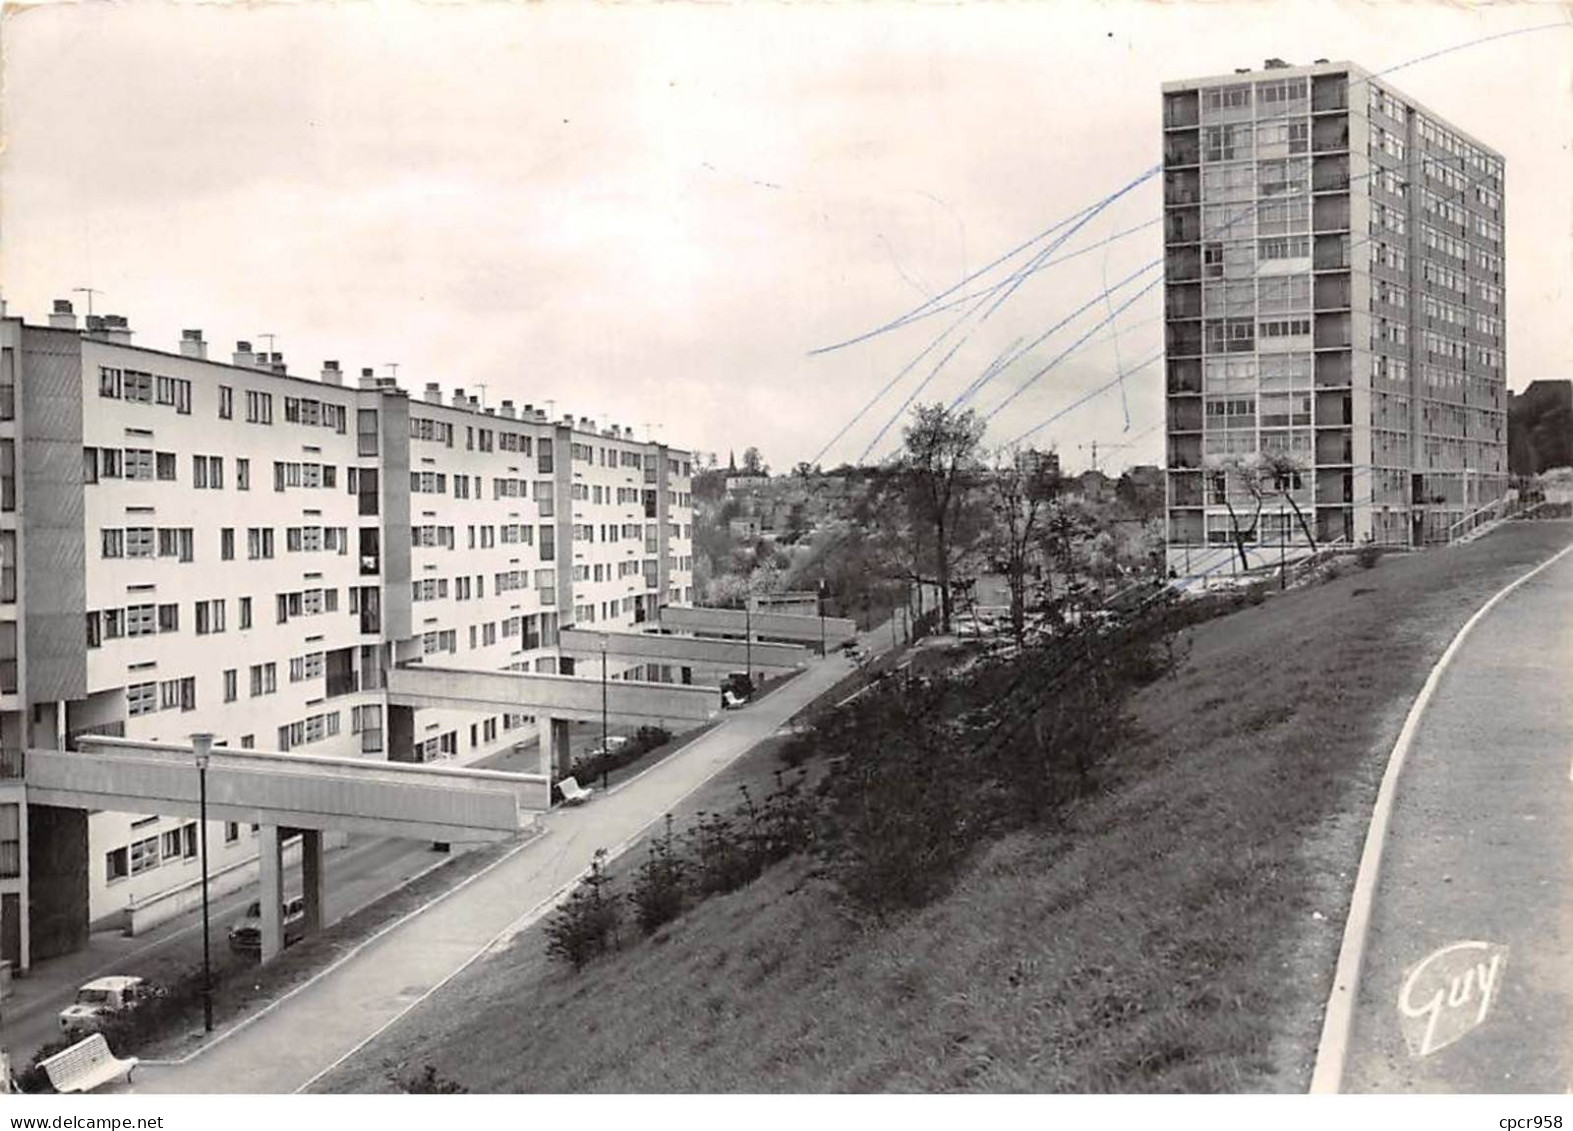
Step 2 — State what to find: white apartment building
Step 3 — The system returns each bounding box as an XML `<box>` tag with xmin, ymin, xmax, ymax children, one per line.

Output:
<box><xmin>0</xmin><ymin>301</ymin><xmax>693</xmax><ymax>964</ymax></box>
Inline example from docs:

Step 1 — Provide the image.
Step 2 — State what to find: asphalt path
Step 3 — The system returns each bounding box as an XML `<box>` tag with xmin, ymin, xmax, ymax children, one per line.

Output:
<box><xmin>1</xmin><ymin>835</ymin><xmax>441</xmax><ymax>1067</ymax></box>
<box><xmin>1341</xmin><ymin>547</ymin><xmax>1573</xmax><ymax>1091</ymax></box>
<box><xmin>131</xmin><ymin>649</ymin><xmax>857</xmax><ymax>1093</ymax></box>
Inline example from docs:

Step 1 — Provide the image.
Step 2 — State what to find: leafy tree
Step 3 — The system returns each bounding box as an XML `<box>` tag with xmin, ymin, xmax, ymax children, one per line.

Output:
<box><xmin>741</xmin><ymin>446</ymin><xmax>768</xmax><ymax>476</ymax></box>
<box><xmin>987</xmin><ymin>448</ymin><xmax>1062</xmax><ymax>646</ymax></box>
<box><xmin>893</xmin><ymin>404</ymin><xmax>987</xmax><ymax>633</ymax></box>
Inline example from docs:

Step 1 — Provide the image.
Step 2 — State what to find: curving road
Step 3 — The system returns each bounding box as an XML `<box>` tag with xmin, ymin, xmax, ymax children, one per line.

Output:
<box><xmin>1338</xmin><ymin>544</ymin><xmax>1573</xmax><ymax>1092</ymax></box>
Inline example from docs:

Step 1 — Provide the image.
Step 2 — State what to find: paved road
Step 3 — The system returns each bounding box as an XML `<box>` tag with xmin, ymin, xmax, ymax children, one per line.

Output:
<box><xmin>132</xmin><ymin>650</ymin><xmax>857</xmax><ymax>1093</ymax></box>
<box><xmin>1341</xmin><ymin>547</ymin><xmax>1573</xmax><ymax>1092</ymax></box>
<box><xmin>1</xmin><ymin>835</ymin><xmax>443</xmax><ymax>1067</ymax></box>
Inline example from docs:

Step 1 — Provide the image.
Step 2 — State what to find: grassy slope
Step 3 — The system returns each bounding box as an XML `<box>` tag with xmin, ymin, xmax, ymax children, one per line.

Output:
<box><xmin>319</xmin><ymin>522</ymin><xmax>1573</xmax><ymax>1093</ymax></box>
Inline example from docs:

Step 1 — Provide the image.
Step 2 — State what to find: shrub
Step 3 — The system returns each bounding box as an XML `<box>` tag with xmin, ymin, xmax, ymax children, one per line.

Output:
<box><xmin>1322</xmin><ymin>561</ymin><xmax>1343</xmax><ymax>582</ymax></box>
<box><xmin>686</xmin><ymin>808</ymin><xmax>763</xmax><ymax>897</ymax></box>
<box><xmin>400</xmin><ymin>1065</ymin><xmax>468</xmax><ymax>1093</ymax></box>
<box><xmin>628</xmin><ymin>815</ymin><xmax>687</xmax><ymax>935</ymax></box>
<box><xmin>544</xmin><ymin>849</ymin><xmax>622</xmax><ymax>971</ymax></box>
<box><xmin>1355</xmin><ymin>542</ymin><xmax>1383</xmax><ymax>570</ymax></box>
<box><xmin>565</xmin><ymin>725</ymin><xmax>673</xmax><ymax>788</ymax></box>
<box><xmin>16</xmin><ymin>1037</ymin><xmax>75</xmax><ymax>1093</ymax></box>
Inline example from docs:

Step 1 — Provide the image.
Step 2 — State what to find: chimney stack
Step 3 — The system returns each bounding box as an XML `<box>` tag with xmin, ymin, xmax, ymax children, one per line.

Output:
<box><xmin>321</xmin><ymin>360</ymin><xmax>343</xmax><ymax>386</ymax></box>
<box><xmin>269</xmin><ymin>352</ymin><xmax>287</xmax><ymax>376</ymax></box>
<box><xmin>424</xmin><ymin>382</ymin><xmax>443</xmax><ymax>405</ymax></box>
<box><xmin>450</xmin><ymin>388</ymin><xmax>468</xmax><ymax>409</ymax></box>
<box><xmin>499</xmin><ymin>400</ymin><xmax>516</xmax><ymax>419</ymax></box>
<box><xmin>234</xmin><ymin>340</ymin><xmax>255</xmax><ymax>367</ymax></box>
<box><xmin>49</xmin><ymin>299</ymin><xmax>78</xmax><ymax>330</ymax></box>
<box><xmin>101</xmin><ymin>315</ymin><xmax>132</xmax><ymax>345</ymax></box>
<box><xmin>180</xmin><ymin>329</ymin><xmax>208</xmax><ymax>360</ymax></box>
<box><xmin>358</xmin><ymin>367</ymin><xmax>377</xmax><ymax>390</ymax></box>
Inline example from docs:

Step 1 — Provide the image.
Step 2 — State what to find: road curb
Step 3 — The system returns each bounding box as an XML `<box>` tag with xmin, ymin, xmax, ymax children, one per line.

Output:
<box><xmin>1309</xmin><ymin>539</ymin><xmax>1573</xmax><ymax>1093</ymax></box>
<box><xmin>136</xmin><ymin>826</ymin><xmax>549</xmax><ymax>1070</ymax></box>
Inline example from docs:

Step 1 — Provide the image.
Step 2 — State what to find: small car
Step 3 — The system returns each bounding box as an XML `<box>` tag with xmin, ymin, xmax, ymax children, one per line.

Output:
<box><xmin>58</xmin><ymin>975</ymin><xmax>159</xmax><ymax>1036</ymax></box>
<box><xmin>228</xmin><ymin>895</ymin><xmax>308</xmax><ymax>953</ymax></box>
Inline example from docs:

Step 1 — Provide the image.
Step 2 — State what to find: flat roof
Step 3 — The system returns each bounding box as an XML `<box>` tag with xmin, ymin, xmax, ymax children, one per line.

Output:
<box><xmin>1162</xmin><ymin>59</ymin><xmax>1503</xmax><ymax>161</ymax></box>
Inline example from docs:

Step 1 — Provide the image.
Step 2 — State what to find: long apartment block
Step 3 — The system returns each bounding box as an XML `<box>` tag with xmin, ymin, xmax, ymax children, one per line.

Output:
<box><xmin>1162</xmin><ymin>59</ymin><xmax>1507</xmax><ymax>570</ymax></box>
<box><xmin>0</xmin><ymin>300</ymin><xmax>694</xmax><ymax>967</ymax></box>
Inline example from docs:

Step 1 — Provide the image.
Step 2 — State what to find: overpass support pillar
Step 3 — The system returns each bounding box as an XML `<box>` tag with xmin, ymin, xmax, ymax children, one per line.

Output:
<box><xmin>300</xmin><ymin>828</ymin><xmax>325</xmax><ymax>937</ymax></box>
<box><xmin>537</xmin><ymin>715</ymin><xmax>571</xmax><ymax>778</ymax></box>
<box><xmin>259</xmin><ymin>825</ymin><xmax>284</xmax><ymax>963</ymax></box>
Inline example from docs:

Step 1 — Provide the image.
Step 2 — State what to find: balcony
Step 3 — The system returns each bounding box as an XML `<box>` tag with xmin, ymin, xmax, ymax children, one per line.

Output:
<box><xmin>1311</xmin><ymin>75</ymin><xmax>1349</xmax><ymax>113</ymax></box>
<box><xmin>1312</xmin><ymin>155</ymin><xmax>1351</xmax><ymax>193</ymax></box>
<box><xmin>1315</xmin><ymin>352</ymin><xmax>1353</xmax><ymax>388</ymax></box>
<box><xmin>1165</xmin><ymin>207</ymin><xmax>1201</xmax><ymax>244</ymax></box>
<box><xmin>1166</xmin><ymin>322</ymin><xmax>1203</xmax><ymax>357</ymax></box>
<box><xmin>1312</xmin><ymin>196</ymin><xmax>1350</xmax><ymax>234</ymax></box>
<box><xmin>1164</xmin><ymin>132</ymin><xmax>1200</xmax><ymax>168</ymax></box>
<box><xmin>0</xmin><ymin>747</ymin><xmax>21</xmax><ymax>780</ymax></box>
<box><xmin>1168</xmin><ymin>400</ymin><xmax>1203</xmax><ymax>432</ymax></box>
<box><xmin>1313</xmin><ymin>234</ymin><xmax>1350</xmax><ymax>271</ymax></box>
<box><xmin>1168</xmin><ymin>471</ymin><xmax>1204</xmax><ymax>507</ymax></box>
<box><xmin>1164</xmin><ymin>168</ymin><xmax>1200</xmax><ymax>205</ymax></box>
<box><xmin>1314</xmin><ymin>274</ymin><xmax>1352</xmax><ymax>310</ymax></box>
<box><xmin>1166</xmin><ymin>283</ymin><xmax>1201</xmax><ymax>320</ymax></box>
<box><xmin>1163</xmin><ymin>91</ymin><xmax>1200</xmax><ymax>129</ymax></box>
<box><xmin>1311</xmin><ymin>117</ymin><xmax>1349</xmax><ymax>154</ymax></box>
<box><xmin>1314</xmin><ymin>314</ymin><xmax>1352</xmax><ymax>350</ymax></box>
<box><xmin>1167</xmin><ymin>358</ymin><xmax>1202</xmax><ymax>394</ymax></box>
<box><xmin>1166</xmin><ymin>246</ymin><xmax>1202</xmax><ymax>282</ymax></box>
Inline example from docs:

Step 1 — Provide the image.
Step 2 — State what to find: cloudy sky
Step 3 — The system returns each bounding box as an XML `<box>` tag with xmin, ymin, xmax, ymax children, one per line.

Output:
<box><xmin>4</xmin><ymin>0</ymin><xmax>1570</xmax><ymax>473</ymax></box>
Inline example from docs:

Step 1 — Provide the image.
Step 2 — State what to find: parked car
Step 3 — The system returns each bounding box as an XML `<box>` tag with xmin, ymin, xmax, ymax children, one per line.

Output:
<box><xmin>58</xmin><ymin>976</ymin><xmax>159</xmax><ymax>1036</ymax></box>
<box><xmin>228</xmin><ymin>895</ymin><xmax>308</xmax><ymax>953</ymax></box>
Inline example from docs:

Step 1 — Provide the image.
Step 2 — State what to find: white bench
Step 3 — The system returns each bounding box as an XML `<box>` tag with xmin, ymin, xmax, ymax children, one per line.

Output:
<box><xmin>40</xmin><ymin>1033</ymin><xmax>138</xmax><ymax>1093</ymax></box>
<box><xmin>558</xmin><ymin>776</ymin><xmax>594</xmax><ymax>806</ymax></box>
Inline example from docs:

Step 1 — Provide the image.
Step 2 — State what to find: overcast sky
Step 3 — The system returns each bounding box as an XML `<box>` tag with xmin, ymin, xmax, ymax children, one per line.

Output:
<box><xmin>4</xmin><ymin>0</ymin><xmax>1570</xmax><ymax>474</ymax></box>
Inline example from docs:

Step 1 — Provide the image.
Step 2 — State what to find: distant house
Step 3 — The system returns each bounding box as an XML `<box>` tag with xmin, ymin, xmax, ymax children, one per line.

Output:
<box><xmin>1015</xmin><ymin>447</ymin><xmax>1061</xmax><ymax>480</ymax></box>
<box><xmin>728</xmin><ymin>516</ymin><xmax>762</xmax><ymax>538</ymax></box>
<box><xmin>1073</xmin><ymin>469</ymin><xmax>1115</xmax><ymax>504</ymax></box>
<box><xmin>725</xmin><ymin>472</ymin><xmax>770</xmax><ymax>492</ymax></box>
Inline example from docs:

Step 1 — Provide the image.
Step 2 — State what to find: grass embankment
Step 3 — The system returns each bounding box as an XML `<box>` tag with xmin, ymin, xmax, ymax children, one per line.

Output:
<box><xmin>318</xmin><ymin>523</ymin><xmax>1573</xmax><ymax>1093</ymax></box>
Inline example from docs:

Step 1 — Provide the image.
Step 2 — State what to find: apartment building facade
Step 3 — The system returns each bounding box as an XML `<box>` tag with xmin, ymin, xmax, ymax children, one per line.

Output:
<box><xmin>1163</xmin><ymin>59</ymin><xmax>1507</xmax><ymax>571</ymax></box>
<box><xmin>0</xmin><ymin>302</ymin><xmax>693</xmax><ymax>964</ymax></box>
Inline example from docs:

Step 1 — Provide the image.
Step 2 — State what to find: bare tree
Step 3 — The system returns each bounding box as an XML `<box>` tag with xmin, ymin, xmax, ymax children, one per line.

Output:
<box><xmin>987</xmin><ymin>448</ymin><xmax>1061</xmax><ymax>646</ymax></box>
<box><xmin>896</xmin><ymin>404</ymin><xmax>986</xmax><ymax>634</ymax></box>
<box><xmin>1209</xmin><ymin>457</ymin><xmax>1264</xmax><ymax>573</ymax></box>
<box><xmin>1257</xmin><ymin>451</ymin><xmax>1318</xmax><ymax>551</ymax></box>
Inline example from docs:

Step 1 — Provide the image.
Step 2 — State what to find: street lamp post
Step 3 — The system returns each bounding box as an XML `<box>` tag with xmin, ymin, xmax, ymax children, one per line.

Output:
<box><xmin>192</xmin><ymin>732</ymin><xmax>214</xmax><ymax>1033</ymax></box>
<box><xmin>817</xmin><ymin>582</ymin><xmax>827</xmax><ymax>657</ymax></box>
<box><xmin>599</xmin><ymin>634</ymin><xmax>609</xmax><ymax>791</ymax></box>
<box><xmin>745</xmin><ymin>601</ymin><xmax>752</xmax><ymax>689</ymax></box>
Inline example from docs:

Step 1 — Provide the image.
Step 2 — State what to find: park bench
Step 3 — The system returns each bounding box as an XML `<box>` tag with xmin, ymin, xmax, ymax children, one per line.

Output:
<box><xmin>558</xmin><ymin>776</ymin><xmax>594</xmax><ymax>806</ymax></box>
<box><xmin>40</xmin><ymin>1033</ymin><xmax>138</xmax><ymax>1093</ymax></box>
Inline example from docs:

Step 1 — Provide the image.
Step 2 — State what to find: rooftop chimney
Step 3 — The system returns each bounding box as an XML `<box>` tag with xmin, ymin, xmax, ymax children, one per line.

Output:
<box><xmin>269</xmin><ymin>352</ymin><xmax>287</xmax><ymax>376</ymax></box>
<box><xmin>49</xmin><ymin>299</ymin><xmax>78</xmax><ymax>330</ymax></box>
<box><xmin>424</xmin><ymin>382</ymin><xmax>443</xmax><ymax>404</ymax></box>
<box><xmin>83</xmin><ymin>315</ymin><xmax>107</xmax><ymax>340</ymax></box>
<box><xmin>101</xmin><ymin>315</ymin><xmax>132</xmax><ymax>345</ymax></box>
<box><xmin>499</xmin><ymin>399</ymin><xmax>516</xmax><ymax>419</ymax></box>
<box><xmin>358</xmin><ymin>367</ymin><xmax>378</xmax><ymax>390</ymax></box>
<box><xmin>180</xmin><ymin>328</ymin><xmax>208</xmax><ymax>360</ymax></box>
<box><xmin>376</xmin><ymin>376</ymin><xmax>397</xmax><ymax>389</ymax></box>
<box><xmin>321</xmin><ymin>360</ymin><xmax>343</xmax><ymax>386</ymax></box>
<box><xmin>234</xmin><ymin>340</ymin><xmax>255</xmax><ymax>367</ymax></box>
<box><xmin>468</xmin><ymin>396</ymin><xmax>480</xmax><ymax>411</ymax></box>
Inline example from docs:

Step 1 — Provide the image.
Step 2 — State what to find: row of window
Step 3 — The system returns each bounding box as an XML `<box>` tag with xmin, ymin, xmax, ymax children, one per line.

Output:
<box><xmin>283</xmin><ymin>396</ymin><xmax>349</xmax><ymax>433</ymax></box>
<box><xmin>98</xmin><ymin>368</ymin><xmax>192</xmax><ymax>414</ymax></box>
<box><xmin>88</xmin><ymin>597</ymin><xmax>249</xmax><ymax>647</ymax></box>
<box><xmin>126</xmin><ymin>675</ymin><xmax>197</xmax><ymax>716</ymax></box>
<box><xmin>277</xmin><ymin>710</ymin><xmax>342</xmax><ymax>752</ymax></box>
<box><xmin>84</xmin><ymin>449</ymin><xmax>253</xmax><ymax>490</ymax></box>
